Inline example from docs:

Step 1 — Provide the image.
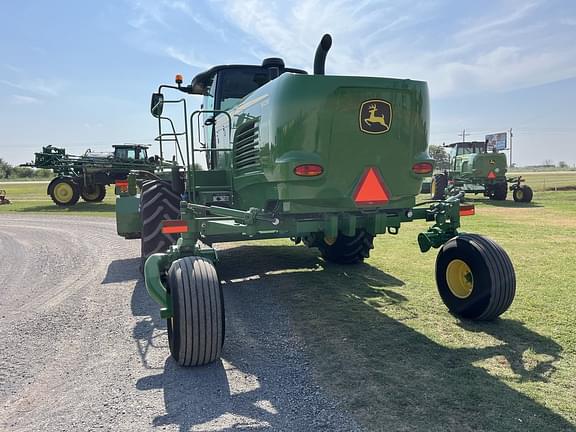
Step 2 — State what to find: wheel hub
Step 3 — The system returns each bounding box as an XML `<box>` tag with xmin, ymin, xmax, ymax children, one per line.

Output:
<box><xmin>446</xmin><ymin>259</ymin><xmax>474</xmax><ymax>299</ymax></box>
<box><xmin>54</xmin><ymin>183</ymin><xmax>73</xmax><ymax>202</ymax></box>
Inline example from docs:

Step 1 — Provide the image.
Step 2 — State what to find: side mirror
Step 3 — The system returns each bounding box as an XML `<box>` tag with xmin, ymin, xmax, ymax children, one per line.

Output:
<box><xmin>150</xmin><ymin>93</ymin><xmax>164</xmax><ymax>118</ymax></box>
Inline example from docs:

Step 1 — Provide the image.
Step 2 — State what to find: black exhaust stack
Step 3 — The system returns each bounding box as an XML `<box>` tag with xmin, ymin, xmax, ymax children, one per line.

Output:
<box><xmin>313</xmin><ymin>34</ymin><xmax>332</xmax><ymax>75</ymax></box>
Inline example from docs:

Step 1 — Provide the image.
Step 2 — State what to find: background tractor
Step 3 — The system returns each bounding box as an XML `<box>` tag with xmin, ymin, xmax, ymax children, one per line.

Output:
<box><xmin>116</xmin><ymin>34</ymin><xmax>517</xmax><ymax>367</ymax></box>
<box><xmin>24</xmin><ymin>144</ymin><xmax>161</xmax><ymax>206</ymax></box>
<box><xmin>431</xmin><ymin>141</ymin><xmax>533</xmax><ymax>202</ymax></box>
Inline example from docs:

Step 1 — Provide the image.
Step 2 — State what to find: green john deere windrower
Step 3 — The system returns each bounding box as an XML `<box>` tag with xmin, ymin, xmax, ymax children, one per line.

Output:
<box><xmin>116</xmin><ymin>34</ymin><xmax>517</xmax><ymax>367</ymax></box>
<box><xmin>430</xmin><ymin>141</ymin><xmax>533</xmax><ymax>203</ymax></box>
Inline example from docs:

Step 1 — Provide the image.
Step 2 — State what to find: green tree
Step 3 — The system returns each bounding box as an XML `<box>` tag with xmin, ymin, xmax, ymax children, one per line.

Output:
<box><xmin>0</xmin><ymin>158</ymin><xmax>13</xmax><ymax>179</ymax></box>
<box><xmin>428</xmin><ymin>145</ymin><xmax>450</xmax><ymax>171</ymax></box>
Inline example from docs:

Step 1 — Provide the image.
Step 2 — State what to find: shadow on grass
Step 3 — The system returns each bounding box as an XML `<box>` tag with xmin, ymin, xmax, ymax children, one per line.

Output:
<box><xmin>127</xmin><ymin>244</ymin><xmax>573</xmax><ymax>432</ymax></box>
<box><xmin>464</xmin><ymin>196</ymin><xmax>543</xmax><ymax>208</ymax></box>
<box><xmin>14</xmin><ymin>202</ymin><xmax>115</xmax><ymax>213</ymax></box>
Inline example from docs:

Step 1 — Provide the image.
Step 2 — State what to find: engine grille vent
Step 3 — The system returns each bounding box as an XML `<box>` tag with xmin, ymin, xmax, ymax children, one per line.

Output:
<box><xmin>233</xmin><ymin>119</ymin><xmax>260</xmax><ymax>173</ymax></box>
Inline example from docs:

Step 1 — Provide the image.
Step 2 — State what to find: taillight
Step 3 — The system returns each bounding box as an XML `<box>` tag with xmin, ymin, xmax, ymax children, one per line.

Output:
<box><xmin>412</xmin><ymin>162</ymin><xmax>433</xmax><ymax>175</ymax></box>
<box><xmin>116</xmin><ymin>180</ymin><xmax>128</xmax><ymax>193</ymax></box>
<box><xmin>459</xmin><ymin>204</ymin><xmax>475</xmax><ymax>216</ymax></box>
<box><xmin>294</xmin><ymin>164</ymin><xmax>323</xmax><ymax>176</ymax></box>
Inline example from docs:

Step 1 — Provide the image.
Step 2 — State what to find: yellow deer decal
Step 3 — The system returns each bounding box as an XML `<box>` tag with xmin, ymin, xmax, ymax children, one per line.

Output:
<box><xmin>364</xmin><ymin>103</ymin><xmax>389</xmax><ymax>129</ymax></box>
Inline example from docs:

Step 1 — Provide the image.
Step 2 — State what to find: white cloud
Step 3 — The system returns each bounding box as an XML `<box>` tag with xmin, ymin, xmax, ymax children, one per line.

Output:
<box><xmin>0</xmin><ymin>78</ymin><xmax>62</xmax><ymax>96</ymax></box>
<box><xmin>164</xmin><ymin>46</ymin><xmax>211</xmax><ymax>69</ymax></box>
<box><xmin>209</xmin><ymin>0</ymin><xmax>576</xmax><ymax>98</ymax></box>
<box><xmin>11</xmin><ymin>95</ymin><xmax>42</xmax><ymax>104</ymax></box>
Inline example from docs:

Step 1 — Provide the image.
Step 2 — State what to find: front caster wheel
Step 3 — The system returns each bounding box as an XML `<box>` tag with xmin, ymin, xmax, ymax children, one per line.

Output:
<box><xmin>167</xmin><ymin>256</ymin><xmax>225</xmax><ymax>367</ymax></box>
<box><xmin>435</xmin><ymin>234</ymin><xmax>515</xmax><ymax>320</ymax></box>
<box><xmin>513</xmin><ymin>185</ymin><xmax>533</xmax><ymax>203</ymax></box>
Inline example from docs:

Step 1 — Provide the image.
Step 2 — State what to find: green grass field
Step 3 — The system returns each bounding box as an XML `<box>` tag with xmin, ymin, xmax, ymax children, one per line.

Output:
<box><xmin>220</xmin><ymin>191</ymin><xmax>576</xmax><ymax>431</ymax></box>
<box><xmin>0</xmin><ymin>182</ymin><xmax>116</xmax><ymax>216</ymax></box>
<box><xmin>1</xmin><ymin>180</ymin><xmax>575</xmax><ymax>430</ymax></box>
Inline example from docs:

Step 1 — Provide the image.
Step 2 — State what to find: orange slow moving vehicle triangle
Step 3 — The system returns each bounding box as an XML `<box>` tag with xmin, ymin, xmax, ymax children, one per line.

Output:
<box><xmin>487</xmin><ymin>171</ymin><xmax>497</xmax><ymax>179</ymax></box>
<box><xmin>354</xmin><ymin>167</ymin><xmax>389</xmax><ymax>205</ymax></box>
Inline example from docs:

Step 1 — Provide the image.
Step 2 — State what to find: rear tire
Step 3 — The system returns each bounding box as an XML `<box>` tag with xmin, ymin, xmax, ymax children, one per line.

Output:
<box><xmin>431</xmin><ymin>174</ymin><xmax>448</xmax><ymax>200</ymax></box>
<box><xmin>140</xmin><ymin>180</ymin><xmax>181</xmax><ymax>270</ymax></box>
<box><xmin>81</xmin><ymin>184</ymin><xmax>106</xmax><ymax>202</ymax></box>
<box><xmin>167</xmin><ymin>256</ymin><xmax>224</xmax><ymax>367</ymax></box>
<box><xmin>489</xmin><ymin>182</ymin><xmax>507</xmax><ymax>200</ymax></box>
<box><xmin>318</xmin><ymin>230</ymin><xmax>374</xmax><ymax>264</ymax></box>
<box><xmin>48</xmin><ymin>177</ymin><xmax>80</xmax><ymax>206</ymax></box>
<box><xmin>435</xmin><ymin>234</ymin><xmax>515</xmax><ymax>320</ymax></box>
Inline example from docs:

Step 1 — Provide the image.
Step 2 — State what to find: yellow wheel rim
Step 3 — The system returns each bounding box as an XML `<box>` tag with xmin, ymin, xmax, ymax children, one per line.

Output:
<box><xmin>53</xmin><ymin>182</ymin><xmax>73</xmax><ymax>203</ymax></box>
<box><xmin>446</xmin><ymin>259</ymin><xmax>474</xmax><ymax>299</ymax></box>
<box><xmin>516</xmin><ymin>190</ymin><xmax>524</xmax><ymax>200</ymax></box>
<box><xmin>324</xmin><ymin>236</ymin><xmax>337</xmax><ymax>246</ymax></box>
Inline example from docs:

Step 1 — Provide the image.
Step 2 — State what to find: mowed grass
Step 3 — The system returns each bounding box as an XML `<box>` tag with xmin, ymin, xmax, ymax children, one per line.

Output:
<box><xmin>511</xmin><ymin>170</ymin><xmax>576</xmax><ymax>192</ymax></box>
<box><xmin>0</xmin><ymin>181</ymin><xmax>116</xmax><ymax>216</ymax></box>
<box><xmin>220</xmin><ymin>191</ymin><xmax>576</xmax><ymax>431</ymax></box>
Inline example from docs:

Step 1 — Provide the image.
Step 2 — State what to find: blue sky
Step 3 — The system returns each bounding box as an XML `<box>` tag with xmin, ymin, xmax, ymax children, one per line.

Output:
<box><xmin>1</xmin><ymin>0</ymin><xmax>575</xmax><ymax>166</ymax></box>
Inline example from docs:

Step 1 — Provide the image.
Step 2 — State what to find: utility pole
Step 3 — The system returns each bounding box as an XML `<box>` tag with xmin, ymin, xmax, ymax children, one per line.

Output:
<box><xmin>460</xmin><ymin>129</ymin><xmax>470</xmax><ymax>144</ymax></box>
<box><xmin>509</xmin><ymin>128</ymin><xmax>513</xmax><ymax>168</ymax></box>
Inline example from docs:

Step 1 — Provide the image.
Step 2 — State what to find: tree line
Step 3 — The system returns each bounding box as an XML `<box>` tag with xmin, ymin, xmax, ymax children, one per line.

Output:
<box><xmin>0</xmin><ymin>158</ymin><xmax>52</xmax><ymax>179</ymax></box>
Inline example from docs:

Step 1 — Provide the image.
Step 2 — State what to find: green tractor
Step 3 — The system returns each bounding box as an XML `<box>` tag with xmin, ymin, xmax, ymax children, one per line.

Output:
<box><xmin>116</xmin><ymin>34</ymin><xmax>517</xmax><ymax>367</ymax></box>
<box><xmin>430</xmin><ymin>141</ymin><xmax>533</xmax><ymax>203</ymax></box>
<box><xmin>24</xmin><ymin>143</ymin><xmax>161</xmax><ymax>206</ymax></box>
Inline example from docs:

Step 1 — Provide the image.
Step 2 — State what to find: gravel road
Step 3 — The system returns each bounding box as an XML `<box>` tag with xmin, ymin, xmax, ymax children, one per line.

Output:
<box><xmin>0</xmin><ymin>215</ymin><xmax>362</xmax><ymax>432</ymax></box>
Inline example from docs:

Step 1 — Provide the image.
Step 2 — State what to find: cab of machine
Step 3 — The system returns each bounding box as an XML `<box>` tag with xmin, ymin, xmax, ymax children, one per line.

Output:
<box><xmin>190</xmin><ymin>60</ymin><xmax>306</xmax><ymax>169</ymax></box>
<box><xmin>113</xmin><ymin>145</ymin><xmax>149</xmax><ymax>161</ymax></box>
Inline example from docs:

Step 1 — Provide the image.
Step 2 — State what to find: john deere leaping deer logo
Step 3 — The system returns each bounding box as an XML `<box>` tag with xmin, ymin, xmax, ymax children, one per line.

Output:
<box><xmin>359</xmin><ymin>99</ymin><xmax>392</xmax><ymax>134</ymax></box>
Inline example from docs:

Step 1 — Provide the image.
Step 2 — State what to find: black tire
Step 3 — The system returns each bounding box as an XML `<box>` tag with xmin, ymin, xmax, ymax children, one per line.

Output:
<box><xmin>81</xmin><ymin>184</ymin><xmax>106</xmax><ymax>202</ymax></box>
<box><xmin>167</xmin><ymin>256</ymin><xmax>224</xmax><ymax>367</ymax></box>
<box><xmin>513</xmin><ymin>185</ymin><xmax>533</xmax><ymax>203</ymax></box>
<box><xmin>317</xmin><ymin>229</ymin><xmax>374</xmax><ymax>264</ymax></box>
<box><xmin>48</xmin><ymin>177</ymin><xmax>80</xmax><ymax>206</ymax></box>
<box><xmin>431</xmin><ymin>174</ymin><xmax>448</xmax><ymax>200</ymax></box>
<box><xmin>436</xmin><ymin>234</ymin><xmax>515</xmax><ymax>320</ymax></box>
<box><xmin>140</xmin><ymin>180</ymin><xmax>181</xmax><ymax>269</ymax></box>
<box><xmin>489</xmin><ymin>182</ymin><xmax>507</xmax><ymax>200</ymax></box>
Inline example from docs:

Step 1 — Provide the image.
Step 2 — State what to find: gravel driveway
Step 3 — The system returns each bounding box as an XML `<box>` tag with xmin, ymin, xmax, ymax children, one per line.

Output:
<box><xmin>0</xmin><ymin>215</ymin><xmax>362</xmax><ymax>431</ymax></box>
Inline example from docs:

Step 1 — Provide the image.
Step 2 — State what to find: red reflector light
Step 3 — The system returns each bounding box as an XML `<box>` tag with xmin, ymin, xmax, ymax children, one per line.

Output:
<box><xmin>161</xmin><ymin>220</ymin><xmax>188</xmax><ymax>234</ymax></box>
<box><xmin>459</xmin><ymin>204</ymin><xmax>475</xmax><ymax>216</ymax></box>
<box><xmin>354</xmin><ymin>167</ymin><xmax>390</xmax><ymax>205</ymax></box>
<box><xmin>487</xmin><ymin>171</ymin><xmax>496</xmax><ymax>180</ymax></box>
<box><xmin>412</xmin><ymin>162</ymin><xmax>433</xmax><ymax>174</ymax></box>
<box><xmin>294</xmin><ymin>164</ymin><xmax>323</xmax><ymax>176</ymax></box>
<box><xmin>116</xmin><ymin>180</ymin><xmax>128</xmax><ymax>193</ymax></box>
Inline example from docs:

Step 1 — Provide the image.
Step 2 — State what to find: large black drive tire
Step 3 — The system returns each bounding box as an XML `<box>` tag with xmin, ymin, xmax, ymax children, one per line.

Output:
<box><xmin>318</xmin><ymin>229</ymin><xmax>374</xmax><ymax>264</ymax></box>
<box><xmin>140</xmin><ymin>180</ymin><xmax>181</xmax><ymax>269</ymax></box>
<box><xmin>513</xmin><ymin>185</ymin><xmax>533</xmax><ymax>203</ymax></box>
<box><xmin>489</xmin><ymin>182</ymin><xmax>508</xmax><ymax>200</ymax></box>
<box><xmin>436</xmin><ymin>234</ymin><xmax>515</xmax><ymax>320</ymax></box>
<box><xmin>167</xmin><ymin>256</ymin><xmax>224</xmax><ymax>367</ymax></box>
<box><xmin>431</xmin><ymin>174</ymin><xmax>448</xmax><ymax>200</ymax></box>
<box><xmin>48</xmin><ymin>177</ymin><xmax>80</xmax><ymax>206</ymax></box>
<box><xmin>81</xmin><ymin>184</ymin><xmax>106</xmax><ymax>202</ymax></box>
